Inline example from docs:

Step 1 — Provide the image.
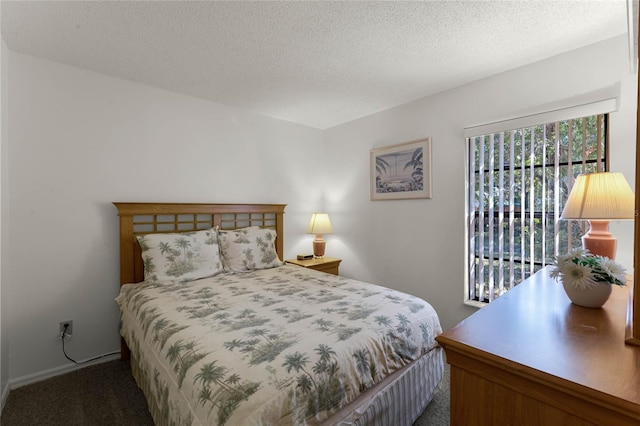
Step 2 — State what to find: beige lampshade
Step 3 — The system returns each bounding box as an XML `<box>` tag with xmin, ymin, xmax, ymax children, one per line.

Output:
<box><xmin>561</xmin><ymin>172</ymin><xmax>635</xmax><ymax>220</ymax></box>
<box><xmin>307</xmin><ymin>213</ymin><xmax>333</xmax><ymax>234</ymax></box>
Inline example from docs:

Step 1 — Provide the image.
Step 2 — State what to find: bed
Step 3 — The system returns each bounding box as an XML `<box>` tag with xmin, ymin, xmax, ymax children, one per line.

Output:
<box><xmin>114</xmin><ymin>202</ymin><xmax>444</xmax><ymax>425</ymax></box>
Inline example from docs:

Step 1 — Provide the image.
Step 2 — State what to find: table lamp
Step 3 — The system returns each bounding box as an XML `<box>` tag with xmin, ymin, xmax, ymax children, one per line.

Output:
<box><xmin>561</xmin><ymin>172</ymin><xmax>635</xmax><ymax>260</ymax></box>
<box><xmin>307</xmin><ymin>213</ymin><xmax>333</xmax><ymax>258</ymax></box>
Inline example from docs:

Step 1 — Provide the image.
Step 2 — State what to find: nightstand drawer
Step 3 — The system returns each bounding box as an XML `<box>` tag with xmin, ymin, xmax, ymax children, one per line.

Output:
<box><xmin>285</xmin><ymin>257</ymin><xmax>342</xmax><ymax>276</ymax></box>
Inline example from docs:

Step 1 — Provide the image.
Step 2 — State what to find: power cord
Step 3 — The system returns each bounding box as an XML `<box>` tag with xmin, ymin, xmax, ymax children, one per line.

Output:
<box><xmin>60</xmin><ymin>323</ymin><xmax>120</xmax><ymax>365</ymax></box>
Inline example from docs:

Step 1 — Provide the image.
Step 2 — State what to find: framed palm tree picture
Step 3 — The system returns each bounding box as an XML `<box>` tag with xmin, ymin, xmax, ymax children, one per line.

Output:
<box><xmin>370</xmin><ymin>137</ymin><xmax>432</xmax><ymax>200</ymax></box>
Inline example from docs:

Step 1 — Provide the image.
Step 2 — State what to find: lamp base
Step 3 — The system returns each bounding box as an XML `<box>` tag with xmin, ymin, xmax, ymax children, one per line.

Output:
<box><xmin>582</xmin><ymin>220</ymin><xmax>617</xmax><ymax>260</ymax></box>
<box><xmin>312</xmin><ymin>235</ymin><xmax>326</xmax><ymax>258</ymax></box>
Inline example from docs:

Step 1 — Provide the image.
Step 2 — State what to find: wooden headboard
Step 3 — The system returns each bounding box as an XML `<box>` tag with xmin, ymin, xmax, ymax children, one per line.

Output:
<box><xmin>113</xmin><ymin>202</ymin><xmax>286</xmax><ymax>285</ymax></box>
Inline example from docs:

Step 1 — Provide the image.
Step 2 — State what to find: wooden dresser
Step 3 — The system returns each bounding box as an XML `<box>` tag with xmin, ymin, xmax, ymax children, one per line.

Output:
<box><xmin>436</xmin><ymin>267</ymin><xmax>640</xmax><ymax>425</ymax></box>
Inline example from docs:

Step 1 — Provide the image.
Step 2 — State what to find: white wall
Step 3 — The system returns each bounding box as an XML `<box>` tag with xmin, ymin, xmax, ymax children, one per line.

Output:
<box><xmin>323</xmin><ymin>35</ymin><xmax>638</xmax><ymax>330</ymax></box>
<box><xmin>4</xmin><ymin>51</ymin><xmax>325</xmax><ymax>383</ymax></box>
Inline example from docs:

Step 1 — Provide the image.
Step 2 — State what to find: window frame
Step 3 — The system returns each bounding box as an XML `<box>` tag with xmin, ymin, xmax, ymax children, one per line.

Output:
<box><xmin>463</xmin><ymin>99</ymin><xmax>617</xmax><ymax>307</ymax></box>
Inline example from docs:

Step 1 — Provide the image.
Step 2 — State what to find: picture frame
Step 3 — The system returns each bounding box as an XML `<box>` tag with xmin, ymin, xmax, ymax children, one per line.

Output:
<box><xmin>370</xmin><ymin>137</ymin><xmax>432</xmax><ymax>200</ymax></box>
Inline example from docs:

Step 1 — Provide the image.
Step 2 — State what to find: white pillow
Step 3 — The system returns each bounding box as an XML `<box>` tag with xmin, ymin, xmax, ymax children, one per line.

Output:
<box><xmin>136</xmin><ymin>228</ymin><xmax>223</xmax><ymax>284</ymax></box>
<box><xmin>218</xmin><ymin>227</ymin><xmax>283</xmax><ymax>272</ymax></box>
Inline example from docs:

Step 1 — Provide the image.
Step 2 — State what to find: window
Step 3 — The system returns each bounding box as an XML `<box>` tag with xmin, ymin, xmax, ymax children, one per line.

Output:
<box><xmin>465</xmin><ymin>102</ymin><xmax>614</xmax><ymax>305</ymax></box>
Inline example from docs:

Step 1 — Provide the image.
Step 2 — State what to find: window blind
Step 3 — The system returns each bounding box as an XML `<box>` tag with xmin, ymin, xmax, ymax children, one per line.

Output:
<box><xmin>465</xmin><ymin>103</ymin><xmax>612</xmax><ymax>305</ymax></box>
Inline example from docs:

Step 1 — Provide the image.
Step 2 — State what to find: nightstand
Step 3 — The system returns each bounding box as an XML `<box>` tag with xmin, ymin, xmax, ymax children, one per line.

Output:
<box><xmin>285</xmin><ymin>257</ymin><xmax>341</xmax><ymax>276</ymax></box>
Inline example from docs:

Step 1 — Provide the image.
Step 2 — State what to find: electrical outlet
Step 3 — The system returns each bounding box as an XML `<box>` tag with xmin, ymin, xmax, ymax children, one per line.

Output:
<box><xmin>59</xmin><ymin>320</ymin><xmax>73</xmax><ymax>339</ymax></box>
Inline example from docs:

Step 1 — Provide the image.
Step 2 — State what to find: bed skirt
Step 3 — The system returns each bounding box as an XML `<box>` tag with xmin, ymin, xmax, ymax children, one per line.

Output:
<box><xmin>130</xmin><ymin>345</ymin><xmax>444</xmax><ymax>426</ymax></box>
<box><xmin>329</xmin><ymin>346</ymin><xmax>444</xmax><ymax>426</ymax></box>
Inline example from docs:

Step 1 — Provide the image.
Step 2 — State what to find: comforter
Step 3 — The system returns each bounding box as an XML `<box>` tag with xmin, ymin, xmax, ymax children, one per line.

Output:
<box><xmin>116</xmin><ymin>264</ymin><xmax>442</xmax><ymax>425</ymax></box>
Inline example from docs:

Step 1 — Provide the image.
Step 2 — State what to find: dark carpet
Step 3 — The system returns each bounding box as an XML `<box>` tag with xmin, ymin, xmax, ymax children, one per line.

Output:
<box><xmin>1</xmin><ymin>360</ymin><xmax>154</xmax><ymax>426</ymax></box>
<box><xmin>1</xmin><ymin>360</ymin><xmax>449</xmax><ymax>425</ymax></box>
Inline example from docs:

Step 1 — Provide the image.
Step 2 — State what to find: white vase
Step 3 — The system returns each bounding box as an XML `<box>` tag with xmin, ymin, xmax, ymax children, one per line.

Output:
<box><xmin>562</xmin><ymin>280</ymin><xmax>612</xmax><ymax>308</ymax></box>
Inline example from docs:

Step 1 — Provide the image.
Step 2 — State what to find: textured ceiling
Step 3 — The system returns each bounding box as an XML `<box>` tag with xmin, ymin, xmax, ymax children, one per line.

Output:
<box><xmin>0</xmin><ymin>1</ymin><xmax>630</xmax><ymax>129</ymax></box>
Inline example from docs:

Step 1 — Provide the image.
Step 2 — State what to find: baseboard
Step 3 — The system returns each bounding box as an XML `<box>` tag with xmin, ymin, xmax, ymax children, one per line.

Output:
<box><xmin>8</xmin><ymin>352</ymin><xmax>120</xmax><ymax>390</ymax></box>
<box><xmin>1</xmin><ymin>379</ymin><xmax>10</xmax><ymax>414</ymax></box>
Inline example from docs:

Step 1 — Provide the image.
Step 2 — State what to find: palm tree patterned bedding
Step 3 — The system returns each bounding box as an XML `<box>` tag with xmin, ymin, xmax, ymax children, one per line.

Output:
<box><xmin>116</xmin><ymin>264</ymin><xmax>443</xmax><ymax>425</ymax></box>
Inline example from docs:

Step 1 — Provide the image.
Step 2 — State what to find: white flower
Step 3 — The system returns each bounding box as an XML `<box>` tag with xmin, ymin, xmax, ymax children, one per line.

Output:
<box><xmin>550</xmin><ymin>248</ymin><xmax>585</xmax><ymax>280</ymax></box>
<box><xmin>549</xmin><ymin>265</ymin><xmax>562</xmax><ymax>281</ymax></box>
<box><xmin>599</xmin><ymin>258</ymin><xmax>628</xmax><ymax>285</ymax></box>
<box><xmin>561</xmin><ymin>262</ymin><xmax>598</xmax><ymax>290</ymax></box>
<box><xmin>555</xmin><ymin>248</ymin><xmax>586</xmax><ymax>268</ymax></box>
